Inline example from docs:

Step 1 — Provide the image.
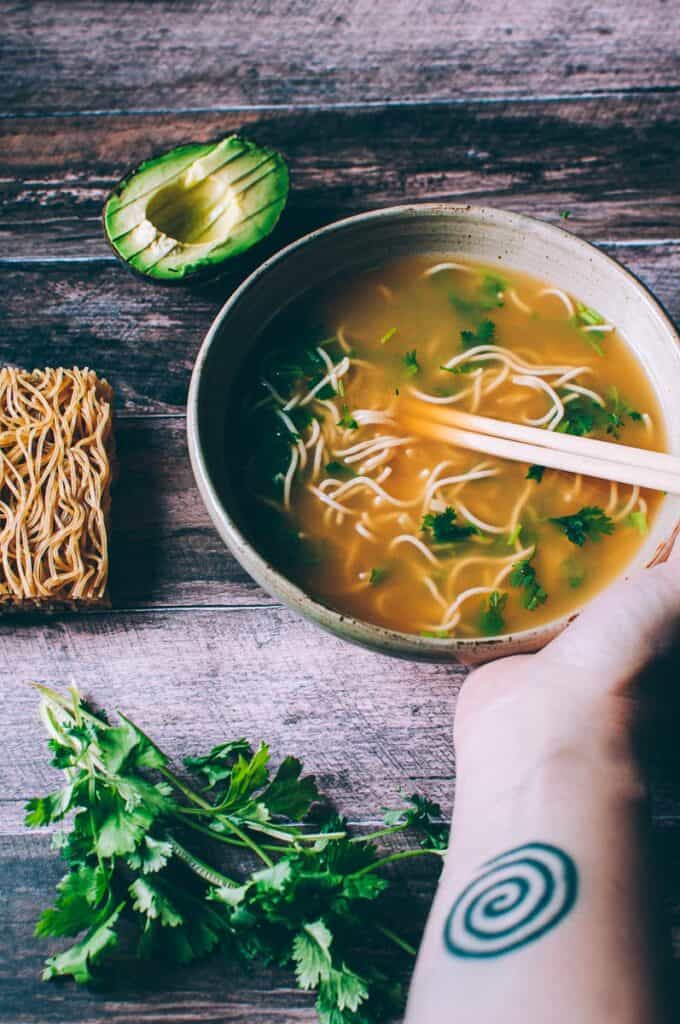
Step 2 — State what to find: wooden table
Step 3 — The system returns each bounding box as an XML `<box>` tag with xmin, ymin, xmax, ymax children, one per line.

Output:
<box><xmin>2</xmin><ymin>3</ymin><xmax>679</xmax><ymax>1020</ymax></box>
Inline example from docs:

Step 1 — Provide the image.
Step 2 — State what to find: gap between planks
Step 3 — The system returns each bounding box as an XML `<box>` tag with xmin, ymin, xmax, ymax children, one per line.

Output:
<box><xmin>3</xmin><ymin>238</ymin><xmax>680</xmax><ymax>269</ymax></box>
<box><xmin>2</xmin><ymin>84</ymin><xmax>680</xmax><ymax>121</ymax></box>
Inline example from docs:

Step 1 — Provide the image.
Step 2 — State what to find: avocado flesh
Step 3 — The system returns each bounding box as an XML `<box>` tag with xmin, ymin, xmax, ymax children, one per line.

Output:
<box><xmin>104</xmin><ymin>136</ymin><xmax>289</xmax><ymax>281</ymax></box>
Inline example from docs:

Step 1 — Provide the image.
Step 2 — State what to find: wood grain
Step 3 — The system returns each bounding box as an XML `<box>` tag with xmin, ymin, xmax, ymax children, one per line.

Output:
<box><xmin>2</xmin><ymin>3</ymin><xmax>680</xmax><ymax>1018</ymax></box>
<box><xmin>1</xmin><ymin>831</ymin><xmax>439</xmax><ymax>1024</ymax></box>
<box><xmin>109</xmin><ymin>418</ymin><xmax>271</xmax><ymax>608</ymax></box>
<box><xmin>1</xmin><ymin>244</ymin><xmax>677</xmax><ymax>414</ymax></box>
<box><xmin>0</xmin><ymin>606</ymin><xmax>464</xmax><ymax>835</ymax></box>
<box><xmin>2</xmin><ymin>0</ymin><xmax>679</xmax><ymax>115</ymax></box>
<box><xmin>3</xmin><ymin>95</ymin><xmax>680</xmax><ymax>260</ymax></box>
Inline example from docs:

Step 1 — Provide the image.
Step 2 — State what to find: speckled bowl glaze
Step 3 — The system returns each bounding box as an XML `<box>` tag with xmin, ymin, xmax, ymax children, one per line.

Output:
<box><xmin>187</xmin><ymin>204</ymin><xmax>680</xmax><ymax>664</ymax></box>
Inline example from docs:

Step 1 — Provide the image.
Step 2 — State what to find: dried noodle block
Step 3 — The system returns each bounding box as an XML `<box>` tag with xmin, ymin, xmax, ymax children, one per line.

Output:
<box><xmin>0</xmin><ymin>367</ymin><xmax>114</xmax><ymax>610</ymax></box>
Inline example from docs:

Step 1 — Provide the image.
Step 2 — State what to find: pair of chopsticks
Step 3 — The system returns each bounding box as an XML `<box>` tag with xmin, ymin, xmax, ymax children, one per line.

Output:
<box><xmin>399</xmin><ymin>399</ymin><xmax>680</xmax><ymax>494</ymax></box>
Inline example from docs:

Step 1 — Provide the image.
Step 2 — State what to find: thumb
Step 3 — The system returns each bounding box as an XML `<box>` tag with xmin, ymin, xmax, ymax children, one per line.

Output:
<box><xmin>541</xmin><ymin>534</ymin><xmax>680</xmax><ymax>694</ymax></box>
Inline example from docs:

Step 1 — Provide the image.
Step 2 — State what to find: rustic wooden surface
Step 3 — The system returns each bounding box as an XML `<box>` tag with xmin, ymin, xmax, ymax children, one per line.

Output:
<box><xmin>1</xmin><ymin>2</ymin><xmax>679</xmax><ymax>1021</ymax></box>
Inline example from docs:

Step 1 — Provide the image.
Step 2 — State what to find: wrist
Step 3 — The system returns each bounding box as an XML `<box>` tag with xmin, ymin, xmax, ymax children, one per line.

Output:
<box><xmin>454</xmin><ymin>658</ymin><xmax>646</xmax><ymax>813</ymax></box>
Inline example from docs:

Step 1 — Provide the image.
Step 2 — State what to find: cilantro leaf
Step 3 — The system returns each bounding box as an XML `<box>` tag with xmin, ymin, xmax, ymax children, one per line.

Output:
<box><xmin>35</xmin><ymin>865</ymin><xmax>108</xmax><ymax>939</ymax></box>
<box><xmin>560</xmin><ymin>210</ymin><xmax>571</xmax><ymax>220</ymax></box>
<box><xmin>184</xmin><ymin>738</ymin><xmax>252</xmax><ymax>788</ymax></box>
<box><xmin>42</xmin><ymin>903</ymin><xmax>124</xmax><ymax>984</ymax></box>
<box><xmin>556</xmin><ymin>398</ymin><xmax>597</xmax><ymax>437</ymax></box>
<box><xmin>293</xmin><ymin>919</ymin><xmax>333</xmax><ymax>989</ymax></box>
<box><xmin>479</xmin><ymin>590</ymin><xmax>507</xmax><ymax>636</ymax></box>
<box><xmin>130</xmin><ymin>877</ymin><xmax>184</xmax><ymax>928</ymax></box>
<box><xmin>461</xmin><ymin>319</ymin><xmax>495</xmax><ymax>350</ymax></box>
<box><xmin>369</xmin><ymin>567</ymin><xmax>388</xmax><ymax>586</ymax></box>
<box><xmin>527</xmin><ymin>464</ymin><xmax>545</xmax><ymax>483</ymax></box>
<box><xmin>318</xmin><ymin>965</ymin><xmax>369</xmax><ymax>1016</ymax></box>
<box><xmin>480</xmin><ymin>275</ymin><xmax>506</xmax><ymax>309</ymax></box>
<box><xmin>383</xmin><ymin>793</ymin><xmax>449</xmax><ymax>850</ymax></box>
<box><xmin>127</xmin><ymin>835</ymin><xmax>173</xmax><ymax>875</ymax></box>
<box><xmin>402</xmin><ymin>350</ymin><xmax>420</xmax><ymax>376</ymax></box>
<box><xmin>261</xmin><ymin>756</ymin><xmax>319</xmax><ymax>819</ymax></box>
<box><xmin>337</xmin><ymin>404</ymin><xmax>358</xmax><ymax>429</ymax></box>
<box><xmin>325</xmin><ymin>460</ymin><xmax>354</xmax><ymax>478</ymax></box>
<box><xmin>422</xmin><ymin>507</ymin><xmax>477</xmax><ymax>543</ymax></box>
<box><xmin>93</xmin><ymin>790</ymin><xmax>156</xmax><ymax>859</ymax></box>
<box><xmin>550</xmin><ymin>506</ymin><xmax>615</xmax><ymax>547</ymax></box>
<box><xmin>509</xmin><ymin>559</ymin><xmax>548</xmax><ymax>611</ymax></box>
<box><xmin>98</xmin><ymin>717</ymin><xmax>167</xmax><ymax>774</ymax></box>
<box><xmin>605</xmin><ymin>386</ymin><xmax>644</xmax><ymax>438</ymax></box>
<box><xmin>25</xmin><ymin>783</ymin><xmax>81</xmax><ymax>828</ymax></box>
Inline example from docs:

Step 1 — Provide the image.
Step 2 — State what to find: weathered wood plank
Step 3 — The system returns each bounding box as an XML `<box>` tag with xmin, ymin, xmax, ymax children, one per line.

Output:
<box><xmin>0</xmin><ymin>606</ymin><xmax>464</xmax><ymax>835</ymax></box>
<box><xmin>2</xmin><ymin>0</ymin><xmax>679</xmax><ymax>115</ymax></box>
<box><xmin>0</xmin><ymin>832</ymin><xmax>319</xmax><ymax>1022</ymax></box>
<box><xmin>1</xmin><ymin>244</ymin><xmax>677</xmax><ymax>415</ymax></box>
<box><xmin>0</xmin><ymin>831</ymin><xmax>437</xmax><ymax>1024</ymax></box>
<box><xmin>110</xmin><ymin>417</ymin><xmax>270</xmax><ymax>608</ymax></box>
<box><xmin>2</xmin><ymin>96</ymin><xmax>679</xmax><ymax>260</ymax></box>
<box><xmin>3</xmin><ymin>825</ymin><xmax>680</xmax><ymax>1024</ymax></box>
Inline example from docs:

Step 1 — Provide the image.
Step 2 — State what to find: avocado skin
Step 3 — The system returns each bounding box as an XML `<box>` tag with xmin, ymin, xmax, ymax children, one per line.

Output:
<box><xmin>103</xmin><ymin>135</ymin><xmax>289</xmax><ymax>284</ymax></box>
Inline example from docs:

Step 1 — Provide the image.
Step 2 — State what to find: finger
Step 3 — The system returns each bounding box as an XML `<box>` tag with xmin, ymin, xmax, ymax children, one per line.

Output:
<box><xmin>541</xmin><ymin>556</ymin><xmax>680</xmax><ymax>693</ymax></box>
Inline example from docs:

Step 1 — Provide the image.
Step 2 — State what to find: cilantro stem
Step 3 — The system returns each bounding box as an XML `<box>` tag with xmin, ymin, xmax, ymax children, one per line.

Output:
<box><xmin>247</xmin><ymin>821</ymin><xmax>346</xmax><ymax>843</ymax></box>
<box><xmin>221</xmin><ymin>818</ymin><xmax>274</xmax><ymax>867</ymax></box>
<box><xmin>179</xmin><ymin>817</ymin><xmax>284</xmax><ymax>854</ymax></box>
<box><xmin>349</xmin><ymin>824</ymin><xmax>407</xmax><ymax>844</ymax></box>
<box><xmin>377</xmin><ymin>924</ymin><xmax>417</xmax><ymax>957</ymax></box>
<box><xmin>159</xmin><ymin>766</ymin><xmax>217</xmax><ymax>812</ymax></box>
<box><xmin>168</xmin><ymin>837</ymin><xmax>236</xmax><ymax>888</ymax></box>
<box><xmin>159</xmin><ymin>766</ymin><xmax>274</xmax><ymax>867</ymax></box>
<box><xmin>351</xmin><ymin>848</ymin><xmax>444</xmax><ymax>878</ymax></box>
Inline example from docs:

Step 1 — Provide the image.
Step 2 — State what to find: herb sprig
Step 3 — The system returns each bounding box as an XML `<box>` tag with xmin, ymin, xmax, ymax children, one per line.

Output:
<box><xmin>509</xmin><ymin>559</ymin><xmax>548</xmax><ymax>611</ymax></box>
<box><xmin>422</xmin><ymin>507</ymin><xmax>477</xmax><ymax>544</ymax></box>
<box><xmin>479</xmin><ymin>590</ymin><xmax>508</xmax><ymax>635</ymax></box>
<box><xmin>27</xmin><ymin>686</ymin><xmax>446</xmax><ymax>1022</ymax></box>
<box><xmin>550</xmin><ymin>506</ymin><xmax>615</xmax><ymax>547</ymax></box>
<box><xmin>461</xmin><ymin>319</ymin><xmax>496</xmax><ymax>350</ymax></box>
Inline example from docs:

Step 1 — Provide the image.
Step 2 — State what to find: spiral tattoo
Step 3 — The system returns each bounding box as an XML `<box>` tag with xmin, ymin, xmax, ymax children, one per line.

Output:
<box><xmin>444</xmin><ymin>842</ymin><xmax>578</xmax><ymax>958</ymax></box>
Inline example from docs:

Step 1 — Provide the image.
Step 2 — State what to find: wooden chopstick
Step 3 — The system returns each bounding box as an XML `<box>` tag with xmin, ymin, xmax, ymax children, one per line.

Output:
<box><xmin>399</xmin><ymin>402</ymin><xmax>680</xmax><ymax>494</ymax></box>
<box><xmin>401</xmin><ymin>400</ymin><xmax>677</xmax><ymax>475</ymax></box>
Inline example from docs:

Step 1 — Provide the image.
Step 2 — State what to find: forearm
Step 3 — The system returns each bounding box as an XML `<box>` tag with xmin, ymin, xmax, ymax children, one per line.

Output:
<box><xmin>406</xmin><ymin>683</ymin><xmax>669</xmax><ymax>1024</ymax></box>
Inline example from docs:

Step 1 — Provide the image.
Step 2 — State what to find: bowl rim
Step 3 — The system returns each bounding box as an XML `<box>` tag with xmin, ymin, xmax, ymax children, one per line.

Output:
<box><xmin>187</xmin><ymin>202</ymin><xmax>680</xmax><ymax>662</ymax></box>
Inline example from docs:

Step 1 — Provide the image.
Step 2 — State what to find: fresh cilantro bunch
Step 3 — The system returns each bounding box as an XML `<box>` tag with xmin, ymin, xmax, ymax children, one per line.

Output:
<box><xmin>550</xmin><ymin>506</ymin><xmax>615</xmax><ymax>547</ymax></box>
<box><xmin>27</xmin><ymin>685</ymin><xmax>446</xmax><ymax>1022</ymax></box>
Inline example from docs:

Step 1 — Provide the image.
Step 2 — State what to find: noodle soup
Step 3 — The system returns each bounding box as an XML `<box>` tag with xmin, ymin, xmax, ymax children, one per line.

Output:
<box><xmin>231</xmin><ymin>256</ymin><xmax>664</xmax><ymax>639</ymax></box>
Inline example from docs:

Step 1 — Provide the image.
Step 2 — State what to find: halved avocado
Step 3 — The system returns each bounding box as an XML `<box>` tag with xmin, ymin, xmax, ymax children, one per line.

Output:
<box><xmin>103</xmin><ymin>135</ymin><xmax>289</xmax><ymax>282</ymax></box>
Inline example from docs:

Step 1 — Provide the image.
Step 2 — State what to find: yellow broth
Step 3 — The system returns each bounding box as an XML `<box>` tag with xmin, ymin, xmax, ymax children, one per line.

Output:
<box><xmin>232</xmin><ymin>256</ymin><xmax>665</xmax><ymax>638</ymax></box>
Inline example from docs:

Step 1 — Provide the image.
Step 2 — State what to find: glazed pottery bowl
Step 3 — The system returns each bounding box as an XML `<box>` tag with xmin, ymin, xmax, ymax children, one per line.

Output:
<box><xmin>187</xmin><ymin>204</ymin><xmax>680</xmax><ymax>663</ymax></box>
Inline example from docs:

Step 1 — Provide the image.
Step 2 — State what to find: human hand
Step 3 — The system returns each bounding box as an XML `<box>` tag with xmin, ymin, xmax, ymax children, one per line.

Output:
<box><xmin>455</xmin><ymin>535</ymin><xmax>680</xmax><ymax>774</ymax></box>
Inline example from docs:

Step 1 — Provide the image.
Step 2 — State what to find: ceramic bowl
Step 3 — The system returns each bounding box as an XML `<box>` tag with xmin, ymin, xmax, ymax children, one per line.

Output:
<box><xmin>187</xmin><ymin>204</ymin><xmax>680</xmax><ymax>663</ymax></box>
